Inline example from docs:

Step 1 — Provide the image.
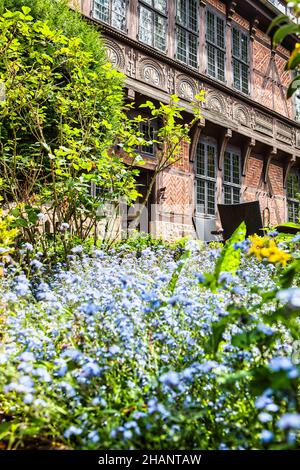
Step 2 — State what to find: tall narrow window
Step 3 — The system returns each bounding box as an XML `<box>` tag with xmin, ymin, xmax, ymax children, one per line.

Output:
<box><xmin>206</xmin><ymin>9</ymin><xmax>226</xmax><ymax>82</ymax></box>
<box><xmin>294</xmin><ymin>89</ymin><xmax>300</xmax><ymax>122</ymax></box>
<box><xmin>140</xmin><ymin>121</ymin><xmax>155</xmax><ymax>156</ymax></box>
<box><xmin>223</xmin><ymin>149</ymin><xmax>241</xmax><ymax>204</ymax></box>
<box><xmin>139</xmin><ymin>0</ymin><xmax>168</xmax><ymax>52</ymax></box>
<box><xmin>93</xmin><ymin>0</ymin><xmax>127</xmax><ymax>31</ymax></box>
<box><xmin>232</xmin><ymin>27</ymin><xmax>249</xmax><ymax>94</ymax></box>
<box><xmin>287</xmin><ymin>172</ymin><xmax>300</xmax><ymax>222</ymax></box>
<box><xmin>176</xmin><ymin>0</ymin><xmax>198</xmax><ymax>68</ymax></box>
<box><xmin>195</xmin><ymin>140</ymin><xmax>217</xmax><ymax>216</ymax></box>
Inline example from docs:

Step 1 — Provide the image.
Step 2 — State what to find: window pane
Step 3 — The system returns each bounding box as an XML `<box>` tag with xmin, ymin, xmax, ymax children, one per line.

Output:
<box><xmin>216</xmin><ymin>49</ymin><xmax>225</xmax><ymax>81</ymax></box>
<box><xmin>196</xmin><ymin>142</ymin><xmax>205</xmax><ymax>176</ymax></box>
<box><xmin>207</xmin><ymin>10</ymin><xmax>215</xmax><ymax>43</ymax></box>
<box><xmin>154</xmin><ymin>0</ymin><xmax>167</xmax><ymax>14</ymax></box>
<box><xmin>177</xmin><ymin>0</ymin><xmax>187</xmax><ymax>25</ymax></box>
<box><xmin>241</xmin><ymin>63</ymin><xmax>249</xmax><ymax>94</ymax></box>
<box><xmin>224</xmin><ymin>185</ymin><xmax>232</xmax><ymax>204</ymax></box>
<box><xmin>189</xmin><ymin>0</ymin><xmax>198</xmax><ymax>32</ymax></box>
<box><xmin>232</xmin><ymin>28</ymin><xmax>240</xmax><ymax>58</ymax></box>
<box><xmin>207</xmin><ymin>43</ymin><xmax>215</xmax><ymax>77</ymax></box>
<box><xmin>216</xmin><ymin>16</ymin><xmax>225</xmax><ymax>49</ymax></box>
<box><xmin>224</xmin><ymin>152</ymin><xmax>231</xmax><ymax>182</ymax></box>
<box><xmin>287</xmin><ymin>173</ymin><xmax>299</xmax><ymax>199</ymax></box>
<box><xmin>177</xmin><ymin>26</ymin><xmax>187</xmax><ymax>63</ymax></box>
<box><xmin>241</xmin><ymin>33</ymin><xmax>248</xmax><ymax>62</ymax></box>
<box><xmin>233</xmin><ymin>59</ymin><xmax>241</xmax><ymax>90</ymax></box>
<box><xmin>207</xmin><ymin>145</ymin><xmax>216</xmax><ymax>179</ymax></box>
<box><xmin>154</xmin><ymin>14</ymin><xmax>167</xmax><ymax>51</ymax></box>
<box><xmin>141</xmin><ymin>122</ymin><xmax>155</xmax><ymax>155</ymax></box>
<box><xmin>196</xmin><ymin>179</ymin><xmax>205</xmax><ymax>212</ymax></box>
<box><xmin>94</xmin><ymin>0</ymin><xmax>110</xmax><ymax>23</ymax></box>
<box><xmin>232</xmin><ymin>153</ymin><xmax>240</xmax><ymax>185</ymax></box>
<box><xmin>288</xmin><ymin>201</ymin><xmax>299</xmax><ymax>222</ymax></box>
<box><xmin>188</xmin><ymin>33</ymin><xmax>198</xmax><ymax>67</ymax></box>
<box><xmin>232</xmin><ymin>187</ymin><xmax>240</xmax><ymax>204</ymax></box>
<box><xmin>140</xmin><ymin>6</ymin><xmax>153</xmax><ymax>45</ymax></box>
<box><xmin>207</xmin><ymin>180</ymin><xmax>216</xmax><ymax>215</ymax></box>
<box><xmin>112</xmin><ymin>0</ymin><xmax>127</xmax><ymax>30</ymax></box>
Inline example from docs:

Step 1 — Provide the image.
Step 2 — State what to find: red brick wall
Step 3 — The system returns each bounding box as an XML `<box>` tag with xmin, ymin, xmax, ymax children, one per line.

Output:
<box><xmin>252</xmin><ymin>31</ymin><xmax>292</xmax><ymax>118</ymax></box>
<box><xmin>173</xmin><ymin>141</ymin><xmax>190</xmax><ymax>173</ymax></box>
<box><xmin>206</xmin><ymin>0</ymin><xmax>226</xmax><ymax>14</ymax></box>
<box><xmin>232</xmin><ymin>13</ymin><xmax>249</xmax><ymax>30</ymax></box>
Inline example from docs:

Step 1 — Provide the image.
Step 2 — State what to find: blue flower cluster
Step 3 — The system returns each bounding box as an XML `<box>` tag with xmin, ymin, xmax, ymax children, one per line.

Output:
<box><xmin>0</xmin><ymin>243</ymin><xmax>299</xmax><ymax>449</ymax></box>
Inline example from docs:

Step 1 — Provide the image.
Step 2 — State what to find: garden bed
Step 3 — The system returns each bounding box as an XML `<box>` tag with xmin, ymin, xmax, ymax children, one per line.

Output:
<box><xmin>0</xmin><ymin>240</ymin><xmax>299</xmax><ymax>449</ymax></box>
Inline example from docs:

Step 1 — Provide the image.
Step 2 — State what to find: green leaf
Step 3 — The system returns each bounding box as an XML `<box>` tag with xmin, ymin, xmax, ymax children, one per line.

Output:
<box><xmin>280</xmin><ymin>259</ymin><xmax>300</xmax><ymax>288</ymax></box>
<box><xmin>21</xmin><ymin>6</ymin><xmax>31</xmax><ymax>15</ymax></box>
<box><xmin>266</xmin><ymin>14</ymin><xmax>289</xmax><ymax>35</ymax></box>
<box><xmin>214</xmin><ymin>221</ymin><xmax>246</xmax><ymax>279</ymax></box>
<box><xmin>167</xmin><ymin>248</ymin><xmax>191</xmax><ymax>294</ymax></box>
<box><xmin>273</xmin><ymin>23</ymin><xmax>299</xmax><ymax>47</ymax></box>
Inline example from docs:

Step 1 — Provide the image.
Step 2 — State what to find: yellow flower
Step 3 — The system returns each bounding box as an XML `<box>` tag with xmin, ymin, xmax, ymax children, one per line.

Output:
<box><xmin>248</xmin><ymin>235</ymin><xmax>291</xmax><ymax>267</ymax></box>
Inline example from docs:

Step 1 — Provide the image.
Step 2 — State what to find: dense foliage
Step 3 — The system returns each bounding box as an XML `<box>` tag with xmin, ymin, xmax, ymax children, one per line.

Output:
<box><xmin>268</xmin><ymin>0</ymin><xmax>300</xmax><ymax>97</ymax></box>
<box><xmin>0</xmin><ymin>231</ymin><xmax>300</xmax><ymax>449</ymax></box>
<box><xmin>0</xmin><ymin>0</ymin><xmax>107</xmax><ymax>63</ymax></box>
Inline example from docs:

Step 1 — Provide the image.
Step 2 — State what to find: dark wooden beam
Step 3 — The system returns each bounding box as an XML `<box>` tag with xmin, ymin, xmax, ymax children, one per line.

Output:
<box><xmin>283</xmin><ymin>154</ymin><xmax>296</xmax><ymax>189</ymax></box>
<box><xmin>189</xmin><ymin>120</ymin><xmax>205</xmax><ymax>162</ymax></box>
<box><xmin>263</xmin><ymin>146</ymin><xmax>277</xmax><ymax>184</ymax></box>
<box><xmin>218</xmin><ymin>128</ymin><xmax>232</xmax><ymax>171</ymax></box>
<box><xmin>242</xmin><ymin>137</ymin><xmax>256</xmax><ymax>176</ymax></box>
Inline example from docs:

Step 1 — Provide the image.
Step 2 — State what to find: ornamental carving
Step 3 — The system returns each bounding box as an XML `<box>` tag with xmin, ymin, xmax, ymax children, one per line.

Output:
<box><xmin>276</xmin><ymin>121</ymin><xmax>293</xmax><ymax>145</ymax></box>
<box><xmin>178</xmin><ymin>80</ymin><xmax>194</xmax><ymax>101</ymax></box>
<box><xmin>104</xmin><ymin>40</ymin><xmax>125</xmax><ymax>70</ymax></box>
<box><xmin>175</xmin><ymin>75</ymin><xmax>197</xmax><ymax>101</ymax></box>
<box><xmin>143</xmin><ymin>65</ymin><xmax>160</xmax><ymax>86</ymax></box>
<box><xmin>206</xmin><ymin>92</ymin><xmax>227</xmax><ymax>115</ymax></box>
<box><xmin>233</xmin><ymin>104</ymin><xmax>251</xmax><ymax>127</ymax></box>
<box><xmin>138</xmin><ymin>59</ymin><xmax>164</xmax><ymax>88</ymax></box>
<box><xmin>255</xmin><ymin>111</ymin><xmax>274</xmax><ymax>136</ymax></box>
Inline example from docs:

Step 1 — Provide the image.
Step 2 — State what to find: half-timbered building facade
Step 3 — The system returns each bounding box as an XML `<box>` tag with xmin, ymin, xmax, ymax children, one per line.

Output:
<box><xmin>77</xmin><ymin>0</ymin><xmax>300</xmax><ymax>240</ymax></box>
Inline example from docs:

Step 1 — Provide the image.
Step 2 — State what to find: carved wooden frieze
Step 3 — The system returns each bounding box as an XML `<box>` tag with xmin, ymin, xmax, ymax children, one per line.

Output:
<box><xmin>205</xmin><ymin>90</ymin><xmax>227</xmax><ymax>115</ymax></box>
<box><xmin>138</xmin><ymin>58</ymin><xmax>165</xmax><ymax>89</ymax></box>
<box><xmin>296</xmin><ymin>130</ymin><xmax>300</xmax><ymax>149</ymax></box>
<box><xmin>102</xmin><ymin>39</ymin><xmax>300</xmax><ymax>155</ymax></box>
<box><xmin>276</xmin><ymin>121</ymin><xmax>293</xmax><ymax>145</ymax></box>
<box><xmin>175</xmin><ymin>75</ymin><xmax>197</xmax><ymax>101</ymax></box>
<box><xmin>255</xmin><ymin>111</ymin><xmax>274</xmax><ymax>136</ymax></box>
<box><xmin>233</xmin><ymin>103</ymin><xmax>251</xmax><ymax>128</ymax></box>
<box><xmin>167</xmin><ymin>68</ymin><xmax>175</xmax><ymax>94</ymax></box>
<box><xmin>126</xmin><ymin>47</ymin><xmax>137</xmax><ymax>78</ymax></box>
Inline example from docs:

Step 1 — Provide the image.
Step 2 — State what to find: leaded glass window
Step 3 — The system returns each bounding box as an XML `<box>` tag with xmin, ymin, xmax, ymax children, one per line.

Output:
<box><xmin>195</xmin><ymin>140</ymin><xmax>217</xmax><ymax>216</ymax></box>
<box><xmin>294</xmin><ymin>89</ymin><xmax>300</xmax><ymax>122</ymax></box>
<box><xmin>140</xmin><ymin>121</ymin><xmax>155</xmax><ymax>155</ymax></box>
<box><xmin>206</xmin><ymin>9</ymin><xmax>226</xmax><ymax>82</ymax></box>
<box><xmin>232</xmin><ymin>27</ymin><xmax>249</xmax><ymax>94</ymax></box>
<box><xmin>139</xmin><ymin>1</ymin><xmax>167</xmax><ymax>52</ymax></box>
<box><xmin>176</xmin><ymin>0</ymin><xmax>198</xmax><ymax>68</ymax></box>
<box><xmin>93</xmin><ymin>0</ymin><xmax>127</xmax><ymax>31</ymax></box>
<box><xmin>287</xmin><ymin>172</ymin><xmax>300</xmax><ymax>222</ymax></box>
<box><xmin>223</xmin><ymin>150</ymin><xmax>241</xmax><ymax>204</ymax></box>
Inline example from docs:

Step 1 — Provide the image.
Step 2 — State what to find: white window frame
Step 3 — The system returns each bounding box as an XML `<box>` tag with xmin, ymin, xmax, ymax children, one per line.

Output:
<box><xmin>175</xmin><ymin>0</ymin><xmax>199</xmax><ymax>68</ymax></box>
<box><xmin>232</xmin><ymin>24</ymin><xmax>250</xmax><ymax>95</ymax></box>
<box><xmin>138</xmin><ymin>0</ymin><xmax>168</xmax><ymax>52</ymax></box>
<box><xmin>205</xmin><ymin>8</ymin><xmax>226</xmax><ymax>82</ymax></box>
<box><xmin>93</xmin><ymin>0</ymin><xmax>128</xmax><ymax>32</ymax></box>
<box><xmin>223</xmin><ymin>146</ymin><xmax>242</xmax><ymax>205</ymax></box>
<box><xmin>195</xmin><ymin>137</ymin><xmax>218</xmax><ymax>217</ymax></box>
<box><xmin>287</xmin><ymin>171</ymin><xmax>300</xmax><ymax>223</ymax></box>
